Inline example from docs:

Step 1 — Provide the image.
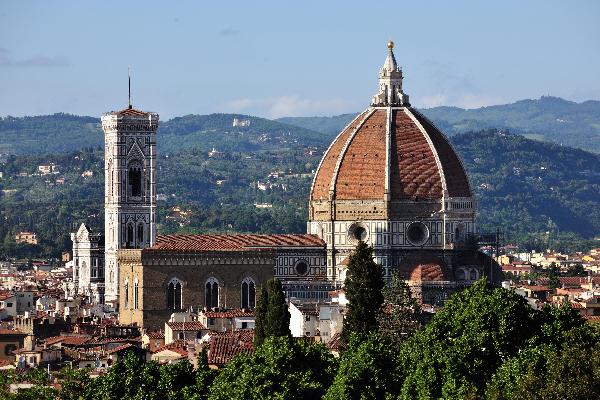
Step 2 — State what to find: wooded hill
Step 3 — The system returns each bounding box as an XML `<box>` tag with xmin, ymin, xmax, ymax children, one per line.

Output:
<box><xmin>278</xmin><ymin>96</ymin><xmax>600</xmax><ymax>153</ymax></box>
<box><xmin>1</xmin><ymin>128</ymin><xmax>599</xmax><ymax>258</ymax></box>
<box><xmin>0</xmin><ymin>113</ymin><xmax>329</xmax><ymax>156</ymax></box>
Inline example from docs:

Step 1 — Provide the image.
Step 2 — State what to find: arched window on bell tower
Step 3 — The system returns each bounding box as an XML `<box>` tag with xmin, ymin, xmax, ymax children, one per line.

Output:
<box><xmin>137</xmin><ymin>224</ymin><xmax>144</xmax><ymax>246</ymax></box>
<box><xmin>128</xmin><ymin>162</ymin><xmax>143</xmax><ymax>198</ymax></box>
<box><xmin>126</xmin><ymin>223</ymin><xmax>134</xmax><ymax>248</ymax></box>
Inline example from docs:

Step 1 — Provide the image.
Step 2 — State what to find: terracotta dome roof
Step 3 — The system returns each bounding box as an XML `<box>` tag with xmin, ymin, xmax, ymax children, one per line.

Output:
<box><xmin>398</xmin><ymin>255</ymin><xmax>453</xmax><ymax>282</ymax></box>
<box><xmin>310</xmin><ymin>107</ymin><xmax>471</xmax><ymax>201</ymax></box>
<box><xmin>310</xmin><ymin>43</ymin><xmax>471</xmax><ymax>203</ymax></box>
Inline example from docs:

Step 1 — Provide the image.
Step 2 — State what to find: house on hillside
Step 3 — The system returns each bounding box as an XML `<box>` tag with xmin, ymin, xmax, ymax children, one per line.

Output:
<box><xmin>14</xmin><ymin>232</ymin><xmax>37</xmax><ymax>245</ymax></box>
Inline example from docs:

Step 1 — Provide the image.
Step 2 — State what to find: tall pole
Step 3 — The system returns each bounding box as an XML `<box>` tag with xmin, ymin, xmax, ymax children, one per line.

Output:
<box><xmin>128</xmin><ymin>67</ymin><xmax>132</xmax><ymax>109</ymax></box>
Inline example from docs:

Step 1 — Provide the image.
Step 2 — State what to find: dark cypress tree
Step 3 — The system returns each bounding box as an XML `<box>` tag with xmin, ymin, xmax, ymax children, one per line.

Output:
<box><xmin>342</xmin><ymin>241</ymin><xmax>384</xmax><ymax>341</ymax></box>
<box><xmin>377</xmin><ymin>271</ymin><xmax>421</xmax><ymax>346</ymax></box>
<box><xmin>254</xmin><ymin>278</ymin><xmax>290</xmax><ymax>346</ymax></box>
<box><xmin>265</xmin><ymin>278</ymin><xmax>291</xmax><ymax>338</ymax></box>
<box><xmin>254</xmin><ymin>286</ymin><xmax>269</xmax><ymax>346</ymax></box>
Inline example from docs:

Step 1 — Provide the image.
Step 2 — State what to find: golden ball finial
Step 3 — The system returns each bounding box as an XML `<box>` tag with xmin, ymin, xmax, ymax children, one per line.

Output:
<box><xmin>387</xmin><ymin>41</ymin><xmax>394</xmax><ymax>49</ymax></box>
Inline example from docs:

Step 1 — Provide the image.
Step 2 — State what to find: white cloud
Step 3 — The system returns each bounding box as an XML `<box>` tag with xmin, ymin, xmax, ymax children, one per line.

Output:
<box><xmin>0</xmin><ymin>48</ymin><xmax>69</xmax><ymax>67</ymax></box>
<box><xmin>225</xmin><ymin>95</ymin><xmax>356</xmax><ymax>118</ymax></box>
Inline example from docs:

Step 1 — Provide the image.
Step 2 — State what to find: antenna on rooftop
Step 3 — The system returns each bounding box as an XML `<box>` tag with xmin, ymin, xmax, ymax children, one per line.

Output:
<box><xmin>128</xmin><ymin>67</ymin><xmax>132</xmax><ymax>109</ymax></box>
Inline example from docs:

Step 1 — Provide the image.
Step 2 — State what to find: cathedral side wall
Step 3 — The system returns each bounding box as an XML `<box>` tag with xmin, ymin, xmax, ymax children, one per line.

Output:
<box><xmin>120</xmin><ymin>250</ymin><xmax>276</xmax><ymax>329</ymax></box>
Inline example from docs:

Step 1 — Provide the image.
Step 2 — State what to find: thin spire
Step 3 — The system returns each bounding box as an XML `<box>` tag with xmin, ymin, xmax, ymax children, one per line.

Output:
<box><xmin>128</xmin><ymin>67</ymin><xmax>132</xmax><ymax>109</ymax></box>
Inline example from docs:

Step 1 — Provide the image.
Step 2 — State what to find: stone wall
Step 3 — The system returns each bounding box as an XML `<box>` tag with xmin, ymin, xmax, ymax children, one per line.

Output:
<box><xmin>118</xmin><ymin>249</ymin><xmax>274</xmax><ymax>329</ymax></box>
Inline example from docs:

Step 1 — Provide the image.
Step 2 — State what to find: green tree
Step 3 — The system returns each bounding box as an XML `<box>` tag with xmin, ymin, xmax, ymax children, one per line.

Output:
<box><xmin>254</xmin><ymin>278</ymin><xmax>290</xmax><ymax>346</ymax></box>
<box><xmin>182</xmin><ymin>348</ymin><xmax>217</xmax><ymax>400</ymax></box>
<box><xmin>324</xmin><ymin>333</ymin><xmax>400</xmax><ymax>400</ymax></box>
<box><xmin>208</xmin><ymin>336</ymin><xmax>336</xmax><ymax>400</ymax></box>
<box><xmin>157</xmin><ymin>360</ymin><xmax>196</xmax><ymax>400</ymax></box>
<box><xmin>254</xmin><ymin>286</ymin><xmax>268</xmax><ymax>346</ymax></box>
<box><xmin>57</xmin><ymin>365</ymin><xmax>91</xmax><ymax>400</ymax></box>
<box><xmin>377</xmin><ymin>271</ymin><xmax>421</xmax><ymax>346</ymax></box>
<box><xmin>397</xmin><ymin>279</ymin><xmax>540</xmax><ymax>399</ymax></box>
<box><xmin>342</xmin><ymin>241</ymin><xmax>384</xmax><ymax>341</ymax></box>
<box><xmin>487</xmin><ymin>340</ymin><xmax>600</xmax><ymax>400</ymax></box>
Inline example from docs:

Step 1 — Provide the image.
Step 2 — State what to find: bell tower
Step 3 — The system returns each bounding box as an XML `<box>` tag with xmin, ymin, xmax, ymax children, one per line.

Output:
<box><xmin>101</xmin><ymin>90</ymin><xmax>158</xmax><ymax>303</ymax></box>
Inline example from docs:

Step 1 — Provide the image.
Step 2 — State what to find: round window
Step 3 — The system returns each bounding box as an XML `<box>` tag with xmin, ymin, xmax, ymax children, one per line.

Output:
<box><xmin>406</xmin><ymin>222</ymin><xmax>429</xmax><ymax>246</ymax></box>
<box><xmin>348</xmin><ymin>223</ymin><xmax>368</xmax><ymax>243</ymax></box>
<box><xmin>354</xmin><ymin>227</ymin><xmax>367</xmax><ymax>241</ymax></box>
<box><xmin>295</xmin><ymin>261</ymin><xmax>308</xmax><ymax>276</ymax></box>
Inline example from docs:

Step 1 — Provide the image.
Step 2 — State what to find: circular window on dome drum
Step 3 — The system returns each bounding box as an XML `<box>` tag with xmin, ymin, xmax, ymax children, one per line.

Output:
<box><xmin>295</xmin><ymin>260</ymin><xmax>309</xmax><ymax>276</ymax></box>
<box><xmin>348</xmin><ymin>223</ymin><xmax>369</xmax><ymax>243</ymax></box>
<box><xmin>406</xmin><ymin>222</ymin><xmax>429</xmax><ymax>246</ymax></box>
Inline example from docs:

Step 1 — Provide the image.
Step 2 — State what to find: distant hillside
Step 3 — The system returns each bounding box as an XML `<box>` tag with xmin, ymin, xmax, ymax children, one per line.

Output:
<box><xmin>425</xmin><ymin>97</ymin><xmax>600</xmax><ymax>152</ymax></box>
<box><xmin>158</xmin><ymin>113</ymin><xmax>330</xmax><ymax>154</ymax></box>
<box><xmin>0</xmin><ymin>113</ymin><xmax>327</xmax><ymax>155</ymax></box>
<box><xmin>0</xmin><ymin>114</ymin><xmax>102</xmax><ymax>155</ymax></box>
<box><xmin>2</xmin><ymin>128</ymin><xmax>600</xmax><ymax>257</ymax></box>
<box><xmin>455</xmin><ymin>130</ymin><xmax>600</xmax><ymax>244</ymax></box>
<box><xmin>276</xmin><ymin>97</ymin><xmax>600</xmax><ymax>153</ymax></box>
<box><xmin>5</xmin><ymin>97</ymin><xmax>600</xmax><ymax>155</ymax></box>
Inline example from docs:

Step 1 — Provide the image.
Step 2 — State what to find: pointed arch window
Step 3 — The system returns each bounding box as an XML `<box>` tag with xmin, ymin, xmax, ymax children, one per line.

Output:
<box><xmin>126</xmin><ymin>224</ymin><xmax>134</xmax><ymax>248</ymax></box>
<box><xmin>241</xmin><ymin>277</ymin><xmax>256</xmax><ymax>309</ymax></box>
<box><xmin>134</xmin><ymin>279</ymin><xmax>139</xmax><ymax>309</ymax></box>
<box><xmin>167</xmin><ymin>278</ymin><xmax>182</xmax><ymax>310</ymax></box>
<box><xmin>205</xmin><ymin>277</ymin><xmax>219</xmax><ymax>309</ymax></box>
<box><xmin>137</xmin><ymin>224</ymin><xmax>144</xmax><ymax>245</ymax></box>
<box><xmin>124</xmin><ymin>280</ymin><xmax>129</xmax><ymax>309</ymax></box>
<box><xmin>128</xmin><ymin>163</ymin><xmax>142</xmax><ymax>198</ymax></box>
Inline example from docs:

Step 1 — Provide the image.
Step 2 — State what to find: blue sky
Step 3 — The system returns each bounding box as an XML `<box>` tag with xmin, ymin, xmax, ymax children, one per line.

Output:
<box><xmin>1</xmin><ymin>1</ymin><xmax>599</xmax><ymax>119</ymax></box>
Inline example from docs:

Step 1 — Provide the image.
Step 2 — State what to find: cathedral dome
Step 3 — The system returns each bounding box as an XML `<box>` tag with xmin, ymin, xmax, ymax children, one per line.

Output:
<box><xmin>310</xmin><ymin>44</ymin><xmax>471</xmax><ymax>210</ymax></box>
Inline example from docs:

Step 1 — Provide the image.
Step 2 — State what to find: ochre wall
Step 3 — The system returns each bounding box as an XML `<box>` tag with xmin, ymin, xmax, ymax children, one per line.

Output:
<box><xmin>119</xmin><ymin>250</ymin><xmax>274</xmax><ymax>329</ymax></box>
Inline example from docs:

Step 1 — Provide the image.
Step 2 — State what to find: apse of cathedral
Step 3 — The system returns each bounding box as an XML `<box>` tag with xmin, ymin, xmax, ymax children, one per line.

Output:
<box><xmin>72</xmin><ymin>42</ymin><xmax>499</xmax><ymax>329</ymax></box>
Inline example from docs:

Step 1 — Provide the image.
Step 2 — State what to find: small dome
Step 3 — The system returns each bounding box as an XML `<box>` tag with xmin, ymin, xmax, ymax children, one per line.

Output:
<box><xmin>398</xmin><ymin>255</ymin><xmax>453</xmax><ymax>282</ymax></box>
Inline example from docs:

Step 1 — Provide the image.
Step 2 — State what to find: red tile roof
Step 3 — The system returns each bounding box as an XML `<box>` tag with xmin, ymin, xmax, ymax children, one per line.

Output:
<box><xmin>559</xmin><ymin>277</ymin><xmax>600</xmax><ymax>286</ymax></box>
<box><xmin>149</xmin><ymin>234</ymin><xmax>325</xmax><ymax>252</ymax></box>
<box><xmin>216</xmin><ymin>329</ymin><xmax>255</xmax><ymax>343</ymax></box>
<box><xmin>167</xmin><ymin>321</ymin><xmax>207</xmax><ymax>331</ymax></box>
<box><xmin>522</xmin><ymin>285</ymin><xmax>551</xmax><ymax>292</ymax></box>
<box><xmin>335</xmin><ymin>110</ymin><xmax>387</xmax><ymax>200</ymax></box>
<box><xmin>153</xmin><ymin>340</ymin><xmax>187</xmax><ymax>355</ymax></box>
<box><xmin>311</xmin><ymin>110</ymin><xmax>370</xmax><ymax>200</ymax></box>
<box><xmin>326</xmin><ymin>332</ymin><xmax>346</xmax><ymax>352</ymax></box>
<box><xmin>410</xmin><ymin>109</ymin><xmax>471</xmax><ymax>197</ymax></box>
<box><xmin>208</xmin><ymin>334</ymin><xmax>254</xmax><ymax>366</ymax></box>
<box><xmin>106</xmin><ymin>107</ymin><xmax>151</xmax><ymax>117</ymax></box>
<box><xmin>202</xmin><ymin>310</ymin><xmax>254</xmax><ymax>319</ymax></box>
<box><xmin>145</xmin><ymin>331</ymin><xmax>165</xmax><ymax>339</ymax></box>
<box><xmin>106</xmin><ymin>343</ymin><xmax>135</xmax><ymax>355</ymax></box>
<box><xmin>43</xmin><ymin>335</ymin><xmax>93</xmax><ymax>346</ymax></box>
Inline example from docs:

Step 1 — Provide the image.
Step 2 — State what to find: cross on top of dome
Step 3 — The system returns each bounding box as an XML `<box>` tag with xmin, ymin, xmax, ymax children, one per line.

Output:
<box><xmin>371</xmin><ymin>41</ymin><xmax>410</xmax><ymax>107</ymax></box>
